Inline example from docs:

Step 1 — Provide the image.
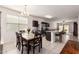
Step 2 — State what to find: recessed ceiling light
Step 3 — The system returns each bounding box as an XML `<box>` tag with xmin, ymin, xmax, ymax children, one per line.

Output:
<box><xmin>45</xmin><ymin>15</ymin><xmax>52</xmax><ymax>18</ymax></box>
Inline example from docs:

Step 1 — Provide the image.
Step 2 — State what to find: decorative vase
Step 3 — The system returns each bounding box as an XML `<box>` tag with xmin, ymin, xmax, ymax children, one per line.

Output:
<box><xmin>27</xmin><ymin>28</ymin><xmax>30</xmax><ymax>34</ymax></box>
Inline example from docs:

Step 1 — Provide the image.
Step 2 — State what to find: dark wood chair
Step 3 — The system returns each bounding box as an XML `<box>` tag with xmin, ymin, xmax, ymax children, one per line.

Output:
<box><xmin>55</xmin><ymin>31</ymin><xmax>65</xmax><ymax>42</ymax></box>
<box><xmin>16</xmin><ymin>32</ymin><xmax>28</xmax><ymax>53</ymax></box>
<box><xmin>30</xmin><ymin>35</ymin><xmax>41</xmax><ymax>54</ymax></box>
<box><xmin>20</xmin><ymin>34</ymin><xmax>28</xmax><ymax>54</ymax></box>
<box><xmin>16</xmin><ymin>32</ymin><xmax>21</xmax><ymax>51</ymax></box>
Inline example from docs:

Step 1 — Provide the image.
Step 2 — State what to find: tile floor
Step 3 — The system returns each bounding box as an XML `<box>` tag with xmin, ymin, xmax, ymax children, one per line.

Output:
<box><xmin>3</xmin><ymin>36</ymin><xmax>69</xmax><ymax>54</ymax></box>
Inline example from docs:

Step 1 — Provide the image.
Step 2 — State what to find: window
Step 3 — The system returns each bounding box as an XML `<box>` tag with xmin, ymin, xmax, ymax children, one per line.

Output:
<box><xmin>59</xmin><ymin>24</ymin><xmax>69</xmax><ymax>34</ymax></box>
<box><xmin>6</xmin><ymin>14</ymin><xmax>28</xmax><ymax>42</ymax></box>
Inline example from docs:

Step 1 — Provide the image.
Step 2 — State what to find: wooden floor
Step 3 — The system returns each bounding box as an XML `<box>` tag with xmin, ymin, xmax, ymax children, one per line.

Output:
<box><xmin>60</xmin><ymin>40</ymin><xmax>79</xmax><ymax>54</ymax></box>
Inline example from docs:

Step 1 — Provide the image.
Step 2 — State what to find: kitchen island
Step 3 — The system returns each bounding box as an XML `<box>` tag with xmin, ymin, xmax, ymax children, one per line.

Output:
<box><xmin>46</xmin><ymin>30</ymin><xmax>65</xmax><ymax>43</ymax></box>
<box><xmin>46</xmin><ymin>30</ymin><xmax>58</xmax><ymax>43</ymax></box>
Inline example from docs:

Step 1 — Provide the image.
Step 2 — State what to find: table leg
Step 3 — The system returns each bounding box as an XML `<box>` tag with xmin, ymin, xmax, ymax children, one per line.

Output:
<box><xmin>40</xmin><ymin>37</ymin><xmax>42</xmax><ymax>48</ymax></box>
<box><xmin>27</xmin><ymin>41</ymin><xmax>29</xmax><ymax>54</ymax></box>
<box><xmin>60</xmin><ymin>35</ymin><xmax>62</xmax><ymax>42</ymax></box>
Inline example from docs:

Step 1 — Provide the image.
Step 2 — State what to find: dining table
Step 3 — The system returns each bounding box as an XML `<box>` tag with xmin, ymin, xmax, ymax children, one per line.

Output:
<box><xmin>22</xmin><ymin>33</ymin><xmax>42</xmax><ymax>54</ymax></box>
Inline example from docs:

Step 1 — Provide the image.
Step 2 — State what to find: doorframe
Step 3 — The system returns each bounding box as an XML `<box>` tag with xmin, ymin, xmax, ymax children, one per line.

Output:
<box><xmin>0</xmin><ymin>11</ymin><xmax>1</xmax><ymax>44</ymax></box>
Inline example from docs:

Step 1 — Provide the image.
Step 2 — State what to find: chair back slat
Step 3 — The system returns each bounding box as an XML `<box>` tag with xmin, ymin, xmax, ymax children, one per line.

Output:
<box><xmin>16</xmin><ymin>32</ymin><xmax>20</xmax><ymax>42</ymax></box>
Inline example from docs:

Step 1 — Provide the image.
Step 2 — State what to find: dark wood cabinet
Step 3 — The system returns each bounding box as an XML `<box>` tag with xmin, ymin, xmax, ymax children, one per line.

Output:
<box><xmin>41</xmin><ymin>22</ymin><xmax>50</xmax><ymax>27</ymax></box>
<box><xmin>33</xmin><ymin>21</ymin><xmax>39</xmax><ymax>27</ymax></box>
<box><xmin>73</xmin><ymin>22</ymin><xmax>78</xmax><ymax>36</ymax></box>
<box><xmin>46</xmin><ymin>32</ymin><xmax>51</xmax><ymax>41</ymax></box>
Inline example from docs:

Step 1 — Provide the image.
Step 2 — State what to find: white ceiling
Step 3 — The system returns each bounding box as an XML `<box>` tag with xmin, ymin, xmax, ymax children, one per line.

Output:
<box><xmin>3</xmin><ymin>5</ymin><xmax>79</xmax><ymax>19</ymax></box>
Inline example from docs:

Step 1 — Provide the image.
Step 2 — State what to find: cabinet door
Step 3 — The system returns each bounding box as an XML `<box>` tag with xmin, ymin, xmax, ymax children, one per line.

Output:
<box><xmin>73</xmin><ymin>22</ymin><xmax>78</xmax><ymax>36</ymax></box>
<box><xmin>46</xmin><ymin>32</ymin><xmax>51</xmax><ymax>41</ymax></box>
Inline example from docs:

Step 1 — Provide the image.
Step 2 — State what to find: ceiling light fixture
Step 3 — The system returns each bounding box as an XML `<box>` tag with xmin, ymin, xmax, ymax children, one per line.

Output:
<box><xmin>21</xmin><ymin>5</ymin><xmax>29</xmax><ymax>17</ymax></box>
<box><xmin>20</xmin><ymin>5</ymin><xmax>30</xmax><ymax>30</ymax></box>
<box><xmin>45</xmin><ymin>15</ymin><xmax>52</xmax><ymax>18</ymax></box>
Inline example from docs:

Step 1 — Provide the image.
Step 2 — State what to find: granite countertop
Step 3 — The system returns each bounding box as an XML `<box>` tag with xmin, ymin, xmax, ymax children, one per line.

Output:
<box><xmin>46</xmin><ymin>29</ymin><xmax>58</xmax><ymax>32</ymax></box>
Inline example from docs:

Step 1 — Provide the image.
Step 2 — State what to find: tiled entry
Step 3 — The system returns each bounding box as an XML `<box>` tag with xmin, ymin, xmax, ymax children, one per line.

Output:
<box><xmin>3</xmin><ymin>37</ymin><xmax>67</xmax><ymax>54</ymax></box>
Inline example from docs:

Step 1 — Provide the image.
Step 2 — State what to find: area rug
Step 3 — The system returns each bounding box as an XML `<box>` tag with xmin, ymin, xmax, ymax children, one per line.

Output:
<box><xmin>60</xmin><ymin>40</ymin><xmax>79</xmax><ymax>54</ymax></box>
